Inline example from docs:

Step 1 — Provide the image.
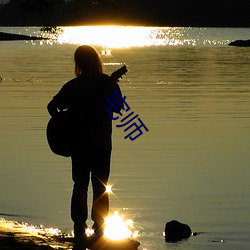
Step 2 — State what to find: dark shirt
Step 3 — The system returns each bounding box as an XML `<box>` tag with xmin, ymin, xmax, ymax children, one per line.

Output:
<box><xmin>50</xmin><ymin>73</ymin><xmax>123</xmax><ymax>151</ymax></box>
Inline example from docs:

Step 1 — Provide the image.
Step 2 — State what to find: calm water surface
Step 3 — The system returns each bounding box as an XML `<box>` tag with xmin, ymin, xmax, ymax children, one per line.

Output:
<box><xmin>0</xmin><ymin>27</ymin><xmax>250</xmax><ymax>249</ymax></box>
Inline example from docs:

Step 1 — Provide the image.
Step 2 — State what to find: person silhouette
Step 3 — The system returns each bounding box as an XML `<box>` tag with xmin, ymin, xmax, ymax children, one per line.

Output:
<box><xmin>47</xmin><ymin>45</ymin><xmax>124</xmax><ymax>245</ymax></box>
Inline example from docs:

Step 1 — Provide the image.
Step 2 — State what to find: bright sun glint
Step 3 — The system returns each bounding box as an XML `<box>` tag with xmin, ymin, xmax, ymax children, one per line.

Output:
<box><xmin>105</xmin><ymin>185</ymin><xmax>113</xmax><ymax>194</ymax></box>
<box><xmin>104</xmin><ymin>212</ymin><xmax>138</xmax><ymax>241</ymax></box>
<box><xmin>57</xmin><ymin>26</ymin><xmax>153</xmax><ymax>48</ymax></box>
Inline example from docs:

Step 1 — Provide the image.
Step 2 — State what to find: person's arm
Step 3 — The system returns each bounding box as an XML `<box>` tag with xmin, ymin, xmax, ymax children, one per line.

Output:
<box><xmin>47</xmin><ymin>99</ymin><xmax>58</xmax><ymax>117</ymax></box>
<box><xmin>47</xmin><ymin>80</ymin><xmax>73</xmax><ymax>116</ymax></box>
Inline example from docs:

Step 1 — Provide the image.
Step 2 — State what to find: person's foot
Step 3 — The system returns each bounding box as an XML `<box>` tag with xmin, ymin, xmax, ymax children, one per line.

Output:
<box><xmin>74</xmin><ymin>234</ymin><xmax>91</xmax><ymax>250</ymax></box>
<box><xmin>73</xmin><ymin>223</ymin><xmax>89</xmax><ymax>249</ymax></box>
<box><xmin>74</xmin><ymin>223</ymin><xmax>87</xmax><ymax>237</ymax></box>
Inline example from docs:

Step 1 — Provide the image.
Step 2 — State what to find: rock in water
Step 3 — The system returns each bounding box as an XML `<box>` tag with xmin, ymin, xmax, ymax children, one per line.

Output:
<box><xmin>164</xmin><ymin>220</ymin><xmax>192</xmax><ymax>242</ymax></box>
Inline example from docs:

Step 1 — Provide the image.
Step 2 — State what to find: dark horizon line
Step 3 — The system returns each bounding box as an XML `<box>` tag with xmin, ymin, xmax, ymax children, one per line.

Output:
<box><xmin>1</xmin><ymin>18</ymin><xmax>250</xmax><ymax>28</ymax></box>
<box><xmin>1</xmin><ymin>23</ymin><xmax>250</xmax><ymax>28</ymax></box>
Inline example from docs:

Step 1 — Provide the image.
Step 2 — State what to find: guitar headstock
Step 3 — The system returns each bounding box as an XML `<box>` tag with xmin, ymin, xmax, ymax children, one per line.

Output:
<box><xmin>110</xmin><ymin>65</ymin><xmax>128</xmax><ymax>82</ymax></box>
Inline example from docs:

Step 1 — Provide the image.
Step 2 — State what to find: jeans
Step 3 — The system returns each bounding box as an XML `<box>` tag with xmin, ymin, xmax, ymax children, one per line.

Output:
<box><xmin>70</xmin><ymin>146</ymin><xmax>111</xmax><ymax>237</ymax></box>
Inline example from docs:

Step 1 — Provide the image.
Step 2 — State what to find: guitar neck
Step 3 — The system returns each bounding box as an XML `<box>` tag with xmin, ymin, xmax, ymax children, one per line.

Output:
<box><xmin>110</xmin><ymin>65</ymin><xmax>128</xmax><ymax>82</ymax></box>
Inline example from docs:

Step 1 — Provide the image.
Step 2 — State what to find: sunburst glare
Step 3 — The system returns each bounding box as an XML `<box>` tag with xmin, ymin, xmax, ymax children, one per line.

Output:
<box><xmin>105</xmin><ymin>185</ymin><xmax>113</xmax><ymax>194</ymax></box>
<box><xmin>85</xmin><ymin>227</ymin><xmax>95</xmax><ymax>237</ymax></box>
<box><xmin>104</xmin><ymin>212</ymin><xmax>138</xmax><ymax>241</ymax></box>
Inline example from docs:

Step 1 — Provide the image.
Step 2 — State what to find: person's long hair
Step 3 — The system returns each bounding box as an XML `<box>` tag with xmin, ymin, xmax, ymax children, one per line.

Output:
<box><xmin>74</xmin><ymin>45</ymin><xmax>103</xmax><ymax>76</ymax></box>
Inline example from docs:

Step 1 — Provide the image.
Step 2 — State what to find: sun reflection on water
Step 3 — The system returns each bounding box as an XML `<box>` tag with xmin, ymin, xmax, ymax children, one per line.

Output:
<box><xmin>54</xmin><ymin>26</ymin><xmax>231</xmax><ymax>48</ymax></box>
<box><xmin>57</xmin><ymin>26</ymin><xmax>154</xmax><ymax>48</ymax></box>
<box><xmin>104</xmin><ymin>211</ymin><xmax>139</xmax><ymax>241</ymax></box>
<box><xmin>56</xmin><ymin>26</ymin><xmax>212</xmax><ymax>48</ymax></box>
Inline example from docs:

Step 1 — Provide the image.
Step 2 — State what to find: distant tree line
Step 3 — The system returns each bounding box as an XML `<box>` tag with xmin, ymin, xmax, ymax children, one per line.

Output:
<box><xmin>0</xmin><ymin>0</ymin><xmax>135</xmax><ymax>26</ymax></box>
<box><xmin>0</xmin><ymin>0</ymin><xmax>249</xmax><ymax>26</ymax></box>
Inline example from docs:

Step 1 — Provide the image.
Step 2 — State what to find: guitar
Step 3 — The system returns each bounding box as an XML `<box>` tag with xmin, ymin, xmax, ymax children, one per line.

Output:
<box><xmin>46</xmin><ymin>65</ymin><xmax>128</xmax><ymax>157</ymax></box>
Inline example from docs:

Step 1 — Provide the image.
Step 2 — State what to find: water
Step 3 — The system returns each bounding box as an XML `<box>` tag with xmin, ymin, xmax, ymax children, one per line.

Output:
<box><xmin>0</xmin><ymin>26</ymin><xmax>250</xmax><ymax>249</ymax></box>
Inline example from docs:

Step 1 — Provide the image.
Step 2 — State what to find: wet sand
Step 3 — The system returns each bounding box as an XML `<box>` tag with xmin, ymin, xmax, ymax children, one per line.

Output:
<box><xmin>0</xmin><ymin>230</ymin><xmax>55</xmax><ymax>249</ymax></box>
<box><xmin>0</xmin><ymin>219</ymin><xmax>140</xmax><ymax>250</ymax></box>
<box><xmin>0</xmin><ymin>234</ymin><xmax>53</xmax><ymax>250</ymax></box>
<box><xmin>0</xmin><ymin>219</ymin><xmax>72</xmax><ymax>249</ymax></box>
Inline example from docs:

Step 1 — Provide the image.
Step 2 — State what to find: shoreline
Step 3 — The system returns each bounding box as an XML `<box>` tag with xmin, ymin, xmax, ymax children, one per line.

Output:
<box><xmin>0</xmin><ymin>218</ymin><xmax>71</xmax><ymax>249</ymax></box>
<box><xmin>0</xmin><ymin>218</ymin><xmax>140</xmax><ymax>250</ymax></box>
<box><xmin>0</xmin><ymin>31</ymin><xmax>45</xmax><ymax>41</ymax></box>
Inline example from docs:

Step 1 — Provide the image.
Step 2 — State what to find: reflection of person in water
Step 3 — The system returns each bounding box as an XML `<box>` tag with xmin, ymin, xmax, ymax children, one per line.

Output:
<box><xmin>47</xmin><ymin>45</ymin><xmax>123</xmax><ymax>244</ymax></box>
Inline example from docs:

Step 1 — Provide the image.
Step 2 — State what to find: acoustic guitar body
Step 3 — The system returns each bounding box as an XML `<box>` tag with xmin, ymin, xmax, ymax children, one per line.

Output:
<box><xmin>46</xmin><ymin>111</ymin><xmax>72</xmax><ymax>157</ymax></box>
<box><xmin>46</xmin><ymin>65</ymin><xmax>128</xmax><ymax>157</ymax></box>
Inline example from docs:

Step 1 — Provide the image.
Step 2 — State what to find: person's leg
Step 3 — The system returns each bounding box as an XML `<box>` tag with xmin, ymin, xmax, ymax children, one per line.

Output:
<box><xmin>91</xmin><ymin>149</ymin><xmax>111</xmax><ymax>234</ymax></box>
<box><xmin>71</xmin><ymin>150</ymin><xmax>90</xmax><ymax>238</ymax></box>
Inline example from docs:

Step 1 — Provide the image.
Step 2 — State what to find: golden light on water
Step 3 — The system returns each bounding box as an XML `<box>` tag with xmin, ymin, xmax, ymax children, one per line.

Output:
<box><xmin>40</xmin><ymin>26</ymin><xmax>231</xmax><ymax>47</ymax></box>
<box><xmin>0</xmin><ymin>218</ymin><xmax>61</xmax><ymax>237</ymax></box>
<box><xmin>81</xmin><ymin>212</ymin><xmax>138</xmax><ymax>241</ymax></box>
<box><xmin>104</xmin><ymin>212</ymin><xmax>138</xmax><ymax>241</ymax></box>
<box><xmin>55</xmin><ymin>26</ymin><xmax>205</xmax><ymax>48</ymax></box>
<box><xmin>57</xmin><ymin>26</ymin><xmax>153</xmax><ymax>48</ymax></box>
